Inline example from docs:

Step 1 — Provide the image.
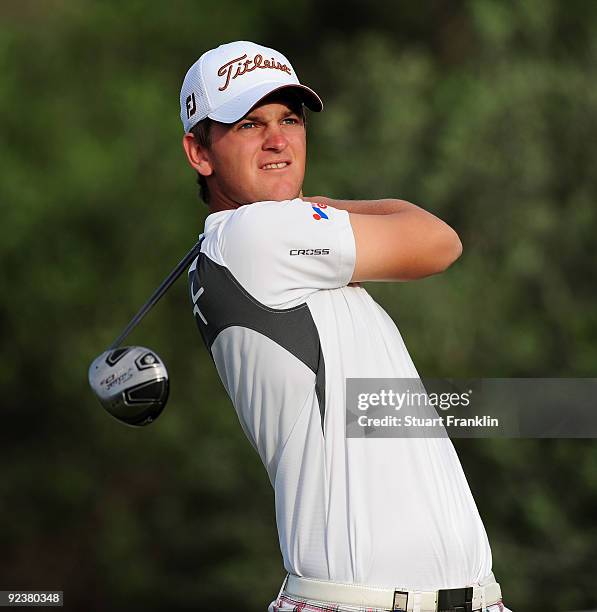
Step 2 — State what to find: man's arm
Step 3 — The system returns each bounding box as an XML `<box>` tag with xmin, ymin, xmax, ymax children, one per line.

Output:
<box><xmin>303</xmin><ymin>196</ymin><xmax>463</xmax><ymax>282</ymax></box>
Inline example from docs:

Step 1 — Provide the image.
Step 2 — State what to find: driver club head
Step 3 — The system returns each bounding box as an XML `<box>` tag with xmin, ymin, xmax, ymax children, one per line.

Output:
<box><xmin>88</xmin><ymin>346</ymin><xmax>169</xmax><ymax>426</ymax></box>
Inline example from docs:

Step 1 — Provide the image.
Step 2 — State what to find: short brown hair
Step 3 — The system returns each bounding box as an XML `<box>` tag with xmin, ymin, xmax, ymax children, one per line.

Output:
<box><xmin>189</xmin><ymin>118</ymin><xmax>213</xmax><ymax>205</ymax></box>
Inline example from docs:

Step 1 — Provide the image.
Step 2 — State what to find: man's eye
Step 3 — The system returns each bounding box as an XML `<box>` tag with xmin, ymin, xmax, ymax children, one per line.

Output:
<box><xmin>239</xmin><ymin>122</ymin><xmax>257</xmax><ymax>129</ymax></box>
<box><xmin>283</xmin><ymin>117</ymin><xmax>299</xmax><ymax>125</ymax></box>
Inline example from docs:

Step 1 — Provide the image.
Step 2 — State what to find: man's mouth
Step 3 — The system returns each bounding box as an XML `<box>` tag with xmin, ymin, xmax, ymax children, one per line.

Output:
<box><xmin>261</xmin><ymin>161</ymin><xmax>290</xmax><ymax>170</ymax></box>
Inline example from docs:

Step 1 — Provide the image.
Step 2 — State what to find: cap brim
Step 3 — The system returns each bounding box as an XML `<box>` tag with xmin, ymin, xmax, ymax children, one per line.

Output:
<box><xmin>207</xmin><ymin>82</ymin><xmax>323</xmax><ymax>124</ymax></box>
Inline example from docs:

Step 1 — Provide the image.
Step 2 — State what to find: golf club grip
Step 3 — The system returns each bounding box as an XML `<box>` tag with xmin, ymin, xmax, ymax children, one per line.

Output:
<box><xmin>108</xmin><ymin>240</ymin><xmax>203</xmax><ymax>351</ymax></box>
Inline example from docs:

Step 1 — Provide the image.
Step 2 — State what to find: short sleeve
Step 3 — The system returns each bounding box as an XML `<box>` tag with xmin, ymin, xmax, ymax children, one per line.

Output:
<box><xmin>216</xmin><ymin>199</ymin><xmax>356</xmax><ymax>307</ymax></box>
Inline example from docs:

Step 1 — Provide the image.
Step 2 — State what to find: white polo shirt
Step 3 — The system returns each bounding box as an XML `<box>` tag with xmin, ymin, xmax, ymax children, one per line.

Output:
<box><xmin>188</xmin><ymin>198</ymin><xmax>492</xmax><ymax>590</ymax></box>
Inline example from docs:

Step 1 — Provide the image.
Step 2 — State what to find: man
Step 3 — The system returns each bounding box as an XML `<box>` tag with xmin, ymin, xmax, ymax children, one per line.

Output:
<box><xmin>181</xmin><ymin>41</ymin><xmax>512</xmax><ymax>612</ymax></box>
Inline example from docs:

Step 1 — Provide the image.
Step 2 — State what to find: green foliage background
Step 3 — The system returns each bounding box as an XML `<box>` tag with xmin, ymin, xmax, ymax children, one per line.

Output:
<box><xmin>1</xmin><ymin>1</ymin><xmax>596</xmax><ymax>610</ymax></box>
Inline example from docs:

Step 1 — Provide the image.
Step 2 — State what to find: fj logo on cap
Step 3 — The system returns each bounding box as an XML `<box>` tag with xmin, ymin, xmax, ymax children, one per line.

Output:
<box><xmin>217</xmin><ymin>53</ymin><xmax>292</xmax><ymax>92</ymax></box>
<box><xmin>186</xmin><ymin>93</ymin><xmax>197</xmax><ymax>119</ymax></box>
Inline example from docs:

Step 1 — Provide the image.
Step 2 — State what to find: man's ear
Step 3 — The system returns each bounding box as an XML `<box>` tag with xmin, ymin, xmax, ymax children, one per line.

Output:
<box><xmin>182</xmin><ymin>133</ymin><xmax>213</xmax><ymax>177</ymax></box>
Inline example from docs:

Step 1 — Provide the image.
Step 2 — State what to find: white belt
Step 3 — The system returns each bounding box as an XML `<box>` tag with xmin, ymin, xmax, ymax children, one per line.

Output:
<box><xmin>283</xmin><ymin>573</ymin><xmax>502</xmax><ymax>611</ymax></box>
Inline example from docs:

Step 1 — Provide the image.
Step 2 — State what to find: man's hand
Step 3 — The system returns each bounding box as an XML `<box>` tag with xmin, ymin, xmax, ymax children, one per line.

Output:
<box><xmin>303</xmin><ymin>196</ymin><xmax>463</xmax><ymax>282</ymax></box>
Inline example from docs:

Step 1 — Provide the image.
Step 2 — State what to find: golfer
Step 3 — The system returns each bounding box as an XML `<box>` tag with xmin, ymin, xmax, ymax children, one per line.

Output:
<box><xmin>181</xmin><ymin>41</ymin><xmax>512</xmax><ymax>612</ymax></box>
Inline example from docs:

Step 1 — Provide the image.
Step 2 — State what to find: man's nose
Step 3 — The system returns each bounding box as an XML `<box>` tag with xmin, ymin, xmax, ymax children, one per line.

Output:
<box><xmin>262</xmin><ymin>124</ymin><xmax>289</xmax><ymax>151</ymax></box>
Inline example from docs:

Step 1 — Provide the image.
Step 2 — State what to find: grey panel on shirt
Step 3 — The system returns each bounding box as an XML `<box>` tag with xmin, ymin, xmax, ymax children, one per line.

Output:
<box><xmin>189</xmin><ymin>253</ymin><xmax>327</xmax><ymax>430</ymax></box>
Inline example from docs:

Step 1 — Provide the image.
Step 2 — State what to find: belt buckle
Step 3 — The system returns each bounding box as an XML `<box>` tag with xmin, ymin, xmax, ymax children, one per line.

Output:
<box><xmin>437</xmin><ymin>586</ymin><xmax>474</xmax><ymax>612</ymax></box>
<box><xmin>392</xmin><ymin>590</ymin><xmax>409</xmax><ymax>611</ymax></box>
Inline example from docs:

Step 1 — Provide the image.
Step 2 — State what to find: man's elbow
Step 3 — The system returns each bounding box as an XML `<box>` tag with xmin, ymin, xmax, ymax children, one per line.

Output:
<box><xmin>410</xmin><ymin>225</ymin><xmax>462</xmax><ymax>279</ymax></box>
<box><xmin>433</xmin><ymin>226</ymin><xmax>463</xmax><ymax>274</ymax></box>
<box><xmin>394</xmin><ymin>228</ymin><xmax>462</xmax><ymax>281</ymax></box>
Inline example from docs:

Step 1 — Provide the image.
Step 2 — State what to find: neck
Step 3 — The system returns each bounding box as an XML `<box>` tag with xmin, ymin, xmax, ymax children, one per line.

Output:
<box><xmin>206</xmin><ymin>188</ymin><xmax>244</xmax><ymax>214</ymax></box>
<box><xmin>206</xmin><ymin>184</ymin><xmax>305</xmax><ymax>213</ymax></box>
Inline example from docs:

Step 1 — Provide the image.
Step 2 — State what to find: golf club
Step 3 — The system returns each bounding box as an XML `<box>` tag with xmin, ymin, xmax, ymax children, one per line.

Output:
<box><xmin>88</xmin><ymin>238</ymin><xmax>203</xmax><ymax>426</ymax></box>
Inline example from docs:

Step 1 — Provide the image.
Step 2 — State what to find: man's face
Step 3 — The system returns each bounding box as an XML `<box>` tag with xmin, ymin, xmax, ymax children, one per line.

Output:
<box><xmin>200</xmin><ymin>94</ymin><xmax>307</xmax><ymax>207</ymax></box>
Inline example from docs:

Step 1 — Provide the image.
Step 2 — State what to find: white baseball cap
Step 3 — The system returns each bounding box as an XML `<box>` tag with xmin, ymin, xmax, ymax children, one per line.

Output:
<box><xmin>180</xmin><ymin>40</ymin><xmax>323</xmax><ymax>133</ymax></box>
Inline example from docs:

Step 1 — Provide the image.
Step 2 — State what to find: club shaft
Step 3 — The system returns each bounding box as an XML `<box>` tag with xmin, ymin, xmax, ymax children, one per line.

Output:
<box><xmin>108</xmin><ymin>240</ymin><xmax>203</xmax><ymax>351</ymax></box>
